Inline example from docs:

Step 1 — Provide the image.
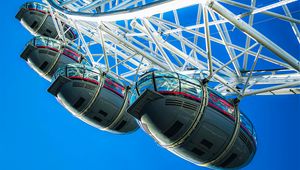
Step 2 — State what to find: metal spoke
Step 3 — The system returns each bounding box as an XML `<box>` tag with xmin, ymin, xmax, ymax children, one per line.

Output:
<box><xmin>44</xmin><ymin>0</ymin><xmax>300</xmax><ymax>96</ymax></box>
<box><xmin>242</xmin><ymin>45</ymin><xmax>263</xmax><ymax>95</ymax></box>
<box><xmin>282</xmin><ymin>3</ymin><xmax>300</xmax><ymax>43</ymax></box>
<box><xmin>203</xmin><ymin>6</ymin><xmax>213</xmax><ymax>76</ymax></box>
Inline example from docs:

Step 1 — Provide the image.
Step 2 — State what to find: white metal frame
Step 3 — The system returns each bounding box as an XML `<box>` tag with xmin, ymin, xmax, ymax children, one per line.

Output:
<box><xmin>42</xmin><ymin>0</ymin><xmax>300</xmax><ymax>97</ymax></box>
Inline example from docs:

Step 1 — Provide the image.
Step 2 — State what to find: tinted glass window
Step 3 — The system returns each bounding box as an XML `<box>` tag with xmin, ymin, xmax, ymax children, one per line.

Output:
<box><xmin>49</xmin><ymin>39</ymin><xmax>61</xmax><ymax>49</ymax></box>
<box><xmin>84</xmin><ymin>69</ymin><xmax>99</xmax><ymax>82</ymax></box>
<box><xmin>179</xmin><ymin>74</ymin><xmax>200</xmax><ymax>86</ymax></box>
<box><xmin>155</xmin><ymin>77</ymin><xmax>179</xmax><ymax>92</ymax></box>
<box><xmin>104</xmin><ymin>79</ymin><xmax>124</xmax><ymax>96</ymax></box>
<box><xmin>240</xmin><ymin>113</ymin><xmax>253</xmax><ymax>134</ymax></box>
<box><xmin>81</xmin><ymin>58</ymin><xmax>90</xmax><ymax>66</ymax></box>
<box><xmin>34</xmin><ymin>37</ymin><xmax>61</xmax><ymax>50</ymax></box>
<box><xmin>52</xmin><ymin>67</ymin><xmax>65</xmax><ymax>81</ymax></box>
<box><xmin>35</xmin><ymin>38</ymin><xmax>46</xmax><ymax>46</ymax></box>
<box><xmin>67</xmin><ymin>66</ymin><xmax>84</xmax><ymax>77</ymax></box>
<box><xmin>209</xmin><ymin>91</ymin><xmax>234</xmax><ymax>115</ymax></box>
<box><xmin>137</xmin><ymin>74</ymin><xmax>154</xmax><ymax>95</ymax></box>
<box><xmin>106</xmin><ymin>74</ymin><xmax>124</xmax><ymax>86</ymax></box>
<box><xmin>27</xmin><ymin>3</ymin><xmax>36</xmax><ymax>9</ymax></box>
<box><xmin>36</xmin><ymin>4</ymin><xmax>44</xmax><ymax>11</ymax></box>
<box><xmin>130</xmin><ymin>86</ymin><xmax>139</xmax><ymax>104</ymax></box>
<box><xmin>154</xmin><ymin>71</ymin><xmax>177</xmax><ymax>78</ymax></box>
<box><xmin>63</xmin><ymin>48</ymin><xmax>80</xmax><ymax>61</ymax></box>
<box><xmin>181</xmin><ymin>81</ymin><xmax>202</xmax><ymax>97</ymax></box>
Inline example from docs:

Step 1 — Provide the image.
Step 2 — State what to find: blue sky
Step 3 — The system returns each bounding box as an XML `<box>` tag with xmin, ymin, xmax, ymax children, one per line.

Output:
<box><xmin>0</xmin><ymin>1</ymin><xmax>300</xmax><ymax>170</ymax></box>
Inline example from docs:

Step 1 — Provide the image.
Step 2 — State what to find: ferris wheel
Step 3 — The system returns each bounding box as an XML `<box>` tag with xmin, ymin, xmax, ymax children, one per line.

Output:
<box><xmin>42</xmin><ymin>0</ymin><xmax>300</xmax><ymax>97</ymax></box>
<box><xmin>16</xmin><ymin>0</ymin><xmax>300</xmax><ymax>169</ymax></box>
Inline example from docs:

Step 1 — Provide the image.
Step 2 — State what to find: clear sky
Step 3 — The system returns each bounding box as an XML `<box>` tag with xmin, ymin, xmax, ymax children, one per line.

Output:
<box><xmin>0</xmin><ymin>1</ymin><xmax>299</xmax><ymax>170</ymax></box>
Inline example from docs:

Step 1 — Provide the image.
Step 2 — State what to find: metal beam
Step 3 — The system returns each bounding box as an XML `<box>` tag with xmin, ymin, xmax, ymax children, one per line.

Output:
<box><xmin>208</xmin><ymin>1</ymin><xmax>300</xmax><ymax>72</ymax></box>
<box><xmin>242</xmin><ymin>45</ymin><xmax>263</xmax><ymax>95</ymax></box>
<box><xmin>141</xmin><ymin>18</ymin><xmax>177</xmax><ymax>71</ymax></box>
<box><xmin>203</xmin><ymin>7</ymin><xmax>213</xmax><ymax>76</ymax></box>
<box><xmin>219</xmin><ymin>0</ymin><xmax>300</xmax><ymax>24</ymax></box>
<box><xmin>244</xmin><ymin>81</ymin><xmax>300</xmax><ymax>96</ymax></box>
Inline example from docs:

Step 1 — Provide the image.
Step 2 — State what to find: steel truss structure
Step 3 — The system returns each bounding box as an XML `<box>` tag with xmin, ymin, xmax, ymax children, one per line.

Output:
<box><xmin>43</xmin><ymin>0</ymin><xmax>299</xmax><ymax>98</ymax></box>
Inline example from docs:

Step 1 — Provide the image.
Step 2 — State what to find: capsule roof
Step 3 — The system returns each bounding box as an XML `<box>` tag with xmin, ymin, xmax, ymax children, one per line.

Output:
<box><xmin>24</xmin><ymin>36</ymin><xmax>89</xmax><ymax>61</ymax></box>
<box><xmin>16</xmin><ymin>2</ymin><xmax>77</xmax><ymax>40</ymax></box>
<box><xmin>21</xmin><ymin>36</ymin><xmax>90</xmax><ymax>81</ymax></box>
<box><xmin>21</xmin><ymin>2</ymin><xmax>49</xmax><ymax>12</ymax></box>
<box><xmin>53</xmin><ymin>63</ymin><xmax>124</xmax><ymax>87</ymax></box>
<box><xmin>138</xmin><ymin>70</ymin><xmax>201</xmax><ymax>86</ymax></box>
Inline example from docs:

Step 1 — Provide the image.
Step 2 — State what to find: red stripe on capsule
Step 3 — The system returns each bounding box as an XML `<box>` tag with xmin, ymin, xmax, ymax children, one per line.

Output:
<box><xmin>157</xmin><ymin>90</ymin><xmax>256</xmax><ymax>144</ymax></box>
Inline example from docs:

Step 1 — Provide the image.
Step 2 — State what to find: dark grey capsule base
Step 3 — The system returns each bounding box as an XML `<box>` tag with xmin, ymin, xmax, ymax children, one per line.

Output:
<box><xmin>128</xmin><ymin>90</ymin><xmax>256</xmax><ymax>169</ymax></box>
<box><xmin>49</xmin><ymin>76</ymin><xmax>139</xmax><ymax>134</ymax></box>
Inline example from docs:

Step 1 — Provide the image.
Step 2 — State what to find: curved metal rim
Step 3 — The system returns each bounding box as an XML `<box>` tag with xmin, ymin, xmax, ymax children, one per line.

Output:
<box><xmin>103</xmin><ymin>86</ymin><xmax>131</xmax><ymax>130</ymax></box>
<box><xmin>46</xmin><ymin>0</ymin><xmax>200</xmax><ymax>21</ymax></box>
<box><xmin>164</xmin><ymin>82</ymin><xmax>209</xmax><ymax>148</ymax></box>
<box><xmin>202</xmin><ymin>102</ymin><xmax>241</xmax><ymax>166</ymax></box>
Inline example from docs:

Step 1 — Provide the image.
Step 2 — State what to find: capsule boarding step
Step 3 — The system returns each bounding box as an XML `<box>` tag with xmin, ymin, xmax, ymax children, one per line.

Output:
<box><xmin>48</xmin><ymin>76</ymin><xmax>71</xmax><ymax>96</ymax></box>
<box><xmin>127</xmin><ymin>89</ymin><xmax>163</xmax><ymax>120</ymax></box>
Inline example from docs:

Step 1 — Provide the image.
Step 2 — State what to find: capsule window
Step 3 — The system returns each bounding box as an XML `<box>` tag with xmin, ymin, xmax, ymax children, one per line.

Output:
<box><xmin>201</xmin><ymin>139</ymin><xmax>213</xmax><ymax>149</ymax></box>
<box><xmin>192</xmin><ymin>148</ymin><xmax>204</xmax><ymax>157</ymax></box>
<box><xmin>115</xmin><ymin>120</ymin><xmax>127</xmax><ymax>131</ymax></box>
<box><xmin>38</xmin><ymin>50</ymin><xmax>47</xmax><ymax>55</ymax></box>
<box><xmin>93</xmin><ymin>116</ymin><xmax>102</xmax><ymax>123</ymax></box>
<box><xmin>220</xmin><ymin>153</ymin><xmax>237</xmax><ymax>167</ymax></box>
<box><xmin>85</xmin><ymin>84</ymin><xmax>96</xmax><ymax>90</ymax></box>
<box><xmin>73</xmin><ymin>97</ymin><xmax>85</xmax><ymax>109</ymax></box>
<box><xmin>73</xmin><ymin>82</ymin><xmax>84</xmax><ymax>88</ymax></box>
<box><xmin>39</xmin><ymin>61</ymin><xmax>48</xmax><ymax>70</ymax></box>
<box><xmin>48</xmin><ymin>51</ymin><xmax>56</xmax><ymax>56</ymax></box>
<box><xmin>30</xmin><ymin>21</ymin><xmax>38</xmax><ymax>29</ymax></box>
<box><xmin>46</xmin><ymin>29</ymin><xmax>52</xmax><ymax>34</ymax></box>
<box><xmin>164</xmin><ymin>121</ymin><xmax>183</xmax><ymax>138</ymax></box>
<box><xmin>98</xmin><ymin>110</ymin><xmax>108</xmax><ymax>117</ymax></box>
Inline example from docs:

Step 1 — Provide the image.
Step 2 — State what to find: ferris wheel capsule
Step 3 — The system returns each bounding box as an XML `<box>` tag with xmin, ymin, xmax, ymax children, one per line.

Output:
<box><xmin>128</xmin><ymin>71</ymin><xmax>257</xmax><ymax>169</ymax></box>
<box><xmin>20</xmin><ymin>36</ymin><xmax>86</xmax><ymax>81</ymax></box>
<box><xmin>15</xmin><ymin>2</ymin><xmax>77</xmax><ymax>40</ymax></box>
<box><xmin>14</xmin><ymin>0</ymin><xmax>300</xmax><ymax>169</ymax></box>
<box><xmin>48</xmin><ymin>63</ymin><xmax>139</xmax><ymax>134</ymax></box>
